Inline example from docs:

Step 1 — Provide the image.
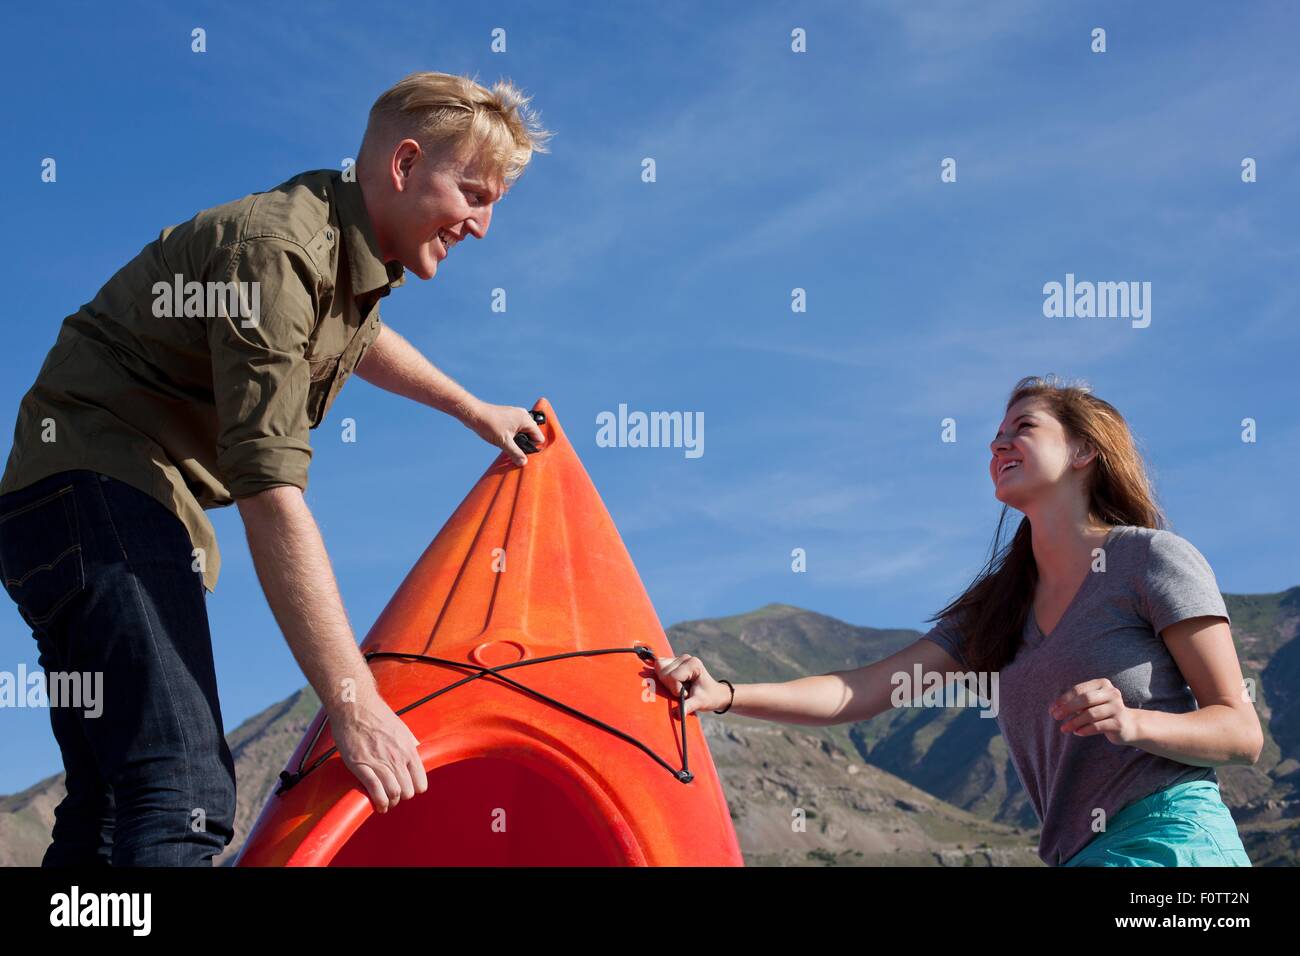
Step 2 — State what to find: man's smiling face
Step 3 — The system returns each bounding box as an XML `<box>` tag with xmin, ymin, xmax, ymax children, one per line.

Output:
<box><xmin>367</xmin><ymin>138</ymin><xmax>506</xmax><ymax>280</ymax></box>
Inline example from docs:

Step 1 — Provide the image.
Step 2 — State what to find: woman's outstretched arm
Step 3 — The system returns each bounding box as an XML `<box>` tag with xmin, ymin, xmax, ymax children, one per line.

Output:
<box><xmin>655</xmin><ymin>638</ymin><xmax>964</xmax><ymax>726</ymax></box>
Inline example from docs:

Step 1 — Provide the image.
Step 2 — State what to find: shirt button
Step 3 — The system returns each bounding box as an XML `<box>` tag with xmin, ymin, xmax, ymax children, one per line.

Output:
<box><xmin>325</xmin><ymin>229</ymin><xmax>334</xmax><ymax>241</ymax></box>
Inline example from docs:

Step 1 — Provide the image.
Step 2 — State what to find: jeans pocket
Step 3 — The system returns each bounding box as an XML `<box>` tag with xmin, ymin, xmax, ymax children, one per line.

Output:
<box><xmin>0</xmin><ymin>484</ymin><xmax>85</xmax><ymax>627</ymax></box>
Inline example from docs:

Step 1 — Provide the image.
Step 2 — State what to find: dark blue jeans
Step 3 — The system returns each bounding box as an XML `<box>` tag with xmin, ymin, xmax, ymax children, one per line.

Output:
<box><xmin>0</xmin><ymin>469</ymin><xmax>235</xmax><ymax>866</ymax></box>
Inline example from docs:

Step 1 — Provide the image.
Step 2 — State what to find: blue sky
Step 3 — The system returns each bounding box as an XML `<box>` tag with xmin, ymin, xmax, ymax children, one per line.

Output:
<box><xmin>1</xmin><ymin>0</ymin><xmax>1297</xmax><ymax>791</ymax></box>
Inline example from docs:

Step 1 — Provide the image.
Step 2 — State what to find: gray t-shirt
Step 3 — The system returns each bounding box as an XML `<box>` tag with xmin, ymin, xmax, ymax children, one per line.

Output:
<box><xmin>919</xmin><ymin>525</ymin><xmax>1231</xmax><ymax>865</ymax></box>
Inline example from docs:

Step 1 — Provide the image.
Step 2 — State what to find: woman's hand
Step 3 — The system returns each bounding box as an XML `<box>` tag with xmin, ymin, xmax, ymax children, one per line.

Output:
<box><xmin>654</xmin><ymin>654</ymin><xmax>732</xmax><ymax>717</ymax></box>
<box><xmin>1050</xmin><ymin>678</ymin><xmax>1140</xmax><ymax>745</ymax></box>
<box><xmin>457</xmin><ymin>399</ymin><xmax>545</xmax><ymax>466</ymax></box>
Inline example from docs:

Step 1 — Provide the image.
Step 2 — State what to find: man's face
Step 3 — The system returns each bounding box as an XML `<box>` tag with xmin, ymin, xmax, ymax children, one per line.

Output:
<box><xmin>370</xmin><ymin>139</ymin><xmax>505</xmax><ymax>280</ymax></box>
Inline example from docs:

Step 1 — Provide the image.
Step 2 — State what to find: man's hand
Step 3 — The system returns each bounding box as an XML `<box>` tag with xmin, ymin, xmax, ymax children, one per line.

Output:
<box><xmin>457</xmin><ymin>399</ymin><xmax>546</xmax><ymax>466</ymax></box>
<box><xmin>328</xmin><ymin>689</ymin><xmax>429</xmax><ymax>813</ymax></box>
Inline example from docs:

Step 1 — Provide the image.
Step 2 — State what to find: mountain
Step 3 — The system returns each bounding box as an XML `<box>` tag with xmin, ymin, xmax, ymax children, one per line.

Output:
<box><xmin>3</xmin><ymin>589</ymin><xmax>1296</xmax><ymax>866</ymax></box>
<box><xmin>701</xmin><ymin>711</ymin><xmax>1040</xmax><ymax>865</ymax></box>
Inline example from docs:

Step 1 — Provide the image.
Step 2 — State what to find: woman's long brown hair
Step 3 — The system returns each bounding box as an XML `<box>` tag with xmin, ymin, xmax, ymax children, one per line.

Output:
<box><xmin>928</xmin><ymin>374</ymin><xmax>1168</xmax><ymax>672</ymax></box>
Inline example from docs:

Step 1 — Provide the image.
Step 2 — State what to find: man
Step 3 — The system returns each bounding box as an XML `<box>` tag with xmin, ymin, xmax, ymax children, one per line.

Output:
<box><xmin>0</xmin><ymin>71</ymin><xmax>552</xmax><ymax>866</ymax></box>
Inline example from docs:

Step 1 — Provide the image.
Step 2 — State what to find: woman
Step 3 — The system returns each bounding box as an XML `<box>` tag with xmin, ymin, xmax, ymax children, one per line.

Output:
<box><xmin>657</xmin><ymin>375</ymin><xmax>1262</xmax><ymax>866</ymax></box>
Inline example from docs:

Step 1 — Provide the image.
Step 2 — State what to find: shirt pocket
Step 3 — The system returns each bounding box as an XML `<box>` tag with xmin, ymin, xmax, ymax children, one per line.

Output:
<box><xmin>306</xmin><ymin>353</ymin><xmax>342</xmax><ymax>427</ymax></box>
<box><xmin>0</xmin><ymin>485</ymin><xmax>85</xmax><ymax>628</ymax></box>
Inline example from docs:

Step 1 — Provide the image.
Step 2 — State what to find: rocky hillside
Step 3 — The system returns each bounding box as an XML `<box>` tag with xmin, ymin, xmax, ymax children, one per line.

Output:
<box><xmin>3</xmin><ymin>588</ymin><xmax>1296</xmax><ymax>866</ymax></box>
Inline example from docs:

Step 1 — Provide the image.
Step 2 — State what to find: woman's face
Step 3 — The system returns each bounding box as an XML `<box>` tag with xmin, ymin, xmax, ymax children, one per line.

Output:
<box><xmin>989</xmin><ymin>397</ymin><xmax>1093</xmax><ymax>510</ymax></box>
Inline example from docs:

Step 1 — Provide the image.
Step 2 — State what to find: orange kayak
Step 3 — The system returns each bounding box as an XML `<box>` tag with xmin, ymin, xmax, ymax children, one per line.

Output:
<box><xmin>236</xmin><ymin>398</ymin><xmax>743</xmax><ymax>866</ymax></box>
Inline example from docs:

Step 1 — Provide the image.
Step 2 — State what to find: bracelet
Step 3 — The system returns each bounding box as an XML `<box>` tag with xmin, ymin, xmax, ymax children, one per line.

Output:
<box><xmin>714</xmin><ymin>679</ymin><xmax>735</xmax><ymax>715</ymax></box>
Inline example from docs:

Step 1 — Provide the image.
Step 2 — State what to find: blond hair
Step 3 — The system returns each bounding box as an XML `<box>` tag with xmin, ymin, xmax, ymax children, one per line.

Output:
<box><xmin>360</xmin><ymin>71</ymin><xmax>552</xmax><ymax>188</ymax></box>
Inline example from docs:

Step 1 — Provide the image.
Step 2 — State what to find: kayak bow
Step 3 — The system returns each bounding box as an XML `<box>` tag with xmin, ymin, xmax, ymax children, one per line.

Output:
<box><xmin>236</xmin><ymin>398</ymin><xmax>743</xmax><ymax>866</ymax></box>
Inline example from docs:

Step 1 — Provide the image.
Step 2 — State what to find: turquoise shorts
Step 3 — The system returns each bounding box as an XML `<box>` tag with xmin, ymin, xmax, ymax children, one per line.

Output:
<box><xmin>1063</xmin><ymin>781</ymin><xmax>1252</xmax><ymax>867</ymax></box>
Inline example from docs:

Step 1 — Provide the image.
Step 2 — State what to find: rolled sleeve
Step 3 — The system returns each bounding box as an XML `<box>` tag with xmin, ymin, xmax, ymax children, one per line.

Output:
<box><xmin>208</xmin><ymin>238</ymin><xmax>319</xmax><ymax>498</ymax></box>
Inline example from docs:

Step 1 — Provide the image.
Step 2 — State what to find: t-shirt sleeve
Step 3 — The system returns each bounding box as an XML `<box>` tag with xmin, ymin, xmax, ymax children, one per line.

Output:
<box><xmin>207</xmin><ymin>238</ymin><xmax>318</xmax><ymax>498</ymax></box>
<box><xmin>1141</xmin><ymin>530</ymin><xmax>1231</xmax><ymax>636</ymax></box>
<box><xmin>919</xmin><ymin>614</ymin><xmax>970</xmax><ymax>669</ymax></box>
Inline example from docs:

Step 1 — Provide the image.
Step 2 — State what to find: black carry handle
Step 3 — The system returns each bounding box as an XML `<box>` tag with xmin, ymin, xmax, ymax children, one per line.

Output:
<box><xmin>513</xmin><ymin>409</ymin><xmax>548</xmax><ymax>454</ymax></box>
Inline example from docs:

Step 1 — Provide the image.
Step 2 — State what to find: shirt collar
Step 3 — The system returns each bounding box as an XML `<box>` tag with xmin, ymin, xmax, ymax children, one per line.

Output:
<box><xmin>331</xmin><ymin>170</ymin><xmax>406</xmax><ymax>299</ymax></box>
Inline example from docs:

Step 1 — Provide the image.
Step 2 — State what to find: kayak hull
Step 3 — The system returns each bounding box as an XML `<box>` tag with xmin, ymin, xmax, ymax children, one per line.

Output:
<box><xmin>237</xmin><ymin>398</ymin><xmax>743</xmax><ymax>867</ymax></box>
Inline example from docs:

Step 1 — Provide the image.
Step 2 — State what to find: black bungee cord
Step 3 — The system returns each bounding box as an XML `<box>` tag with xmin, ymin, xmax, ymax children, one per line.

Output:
<box><xmin>275</xmin><ymin>644</ymin><xmax>697</xmax><ymax>796</ymax></box>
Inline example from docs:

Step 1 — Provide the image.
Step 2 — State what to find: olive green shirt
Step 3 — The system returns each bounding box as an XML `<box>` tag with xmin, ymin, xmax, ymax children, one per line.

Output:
<box><xmin>0</xmin><ymin>169</ymin><xmax>404</xmax><ymax>592</ymax></box>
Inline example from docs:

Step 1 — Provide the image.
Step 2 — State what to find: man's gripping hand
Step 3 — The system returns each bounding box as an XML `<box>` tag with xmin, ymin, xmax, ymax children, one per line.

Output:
<box><xmin>457</xmin><ymin>400</ymin><xmax>546</xmax><ymax>466</ymax></box>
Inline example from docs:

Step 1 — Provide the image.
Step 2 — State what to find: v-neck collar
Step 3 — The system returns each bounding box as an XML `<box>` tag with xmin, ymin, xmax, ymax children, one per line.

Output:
<box><xmin>1030</xmin><ymin>525</ymin><xmax>1124</xmax><ymax>642</ymax></box>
